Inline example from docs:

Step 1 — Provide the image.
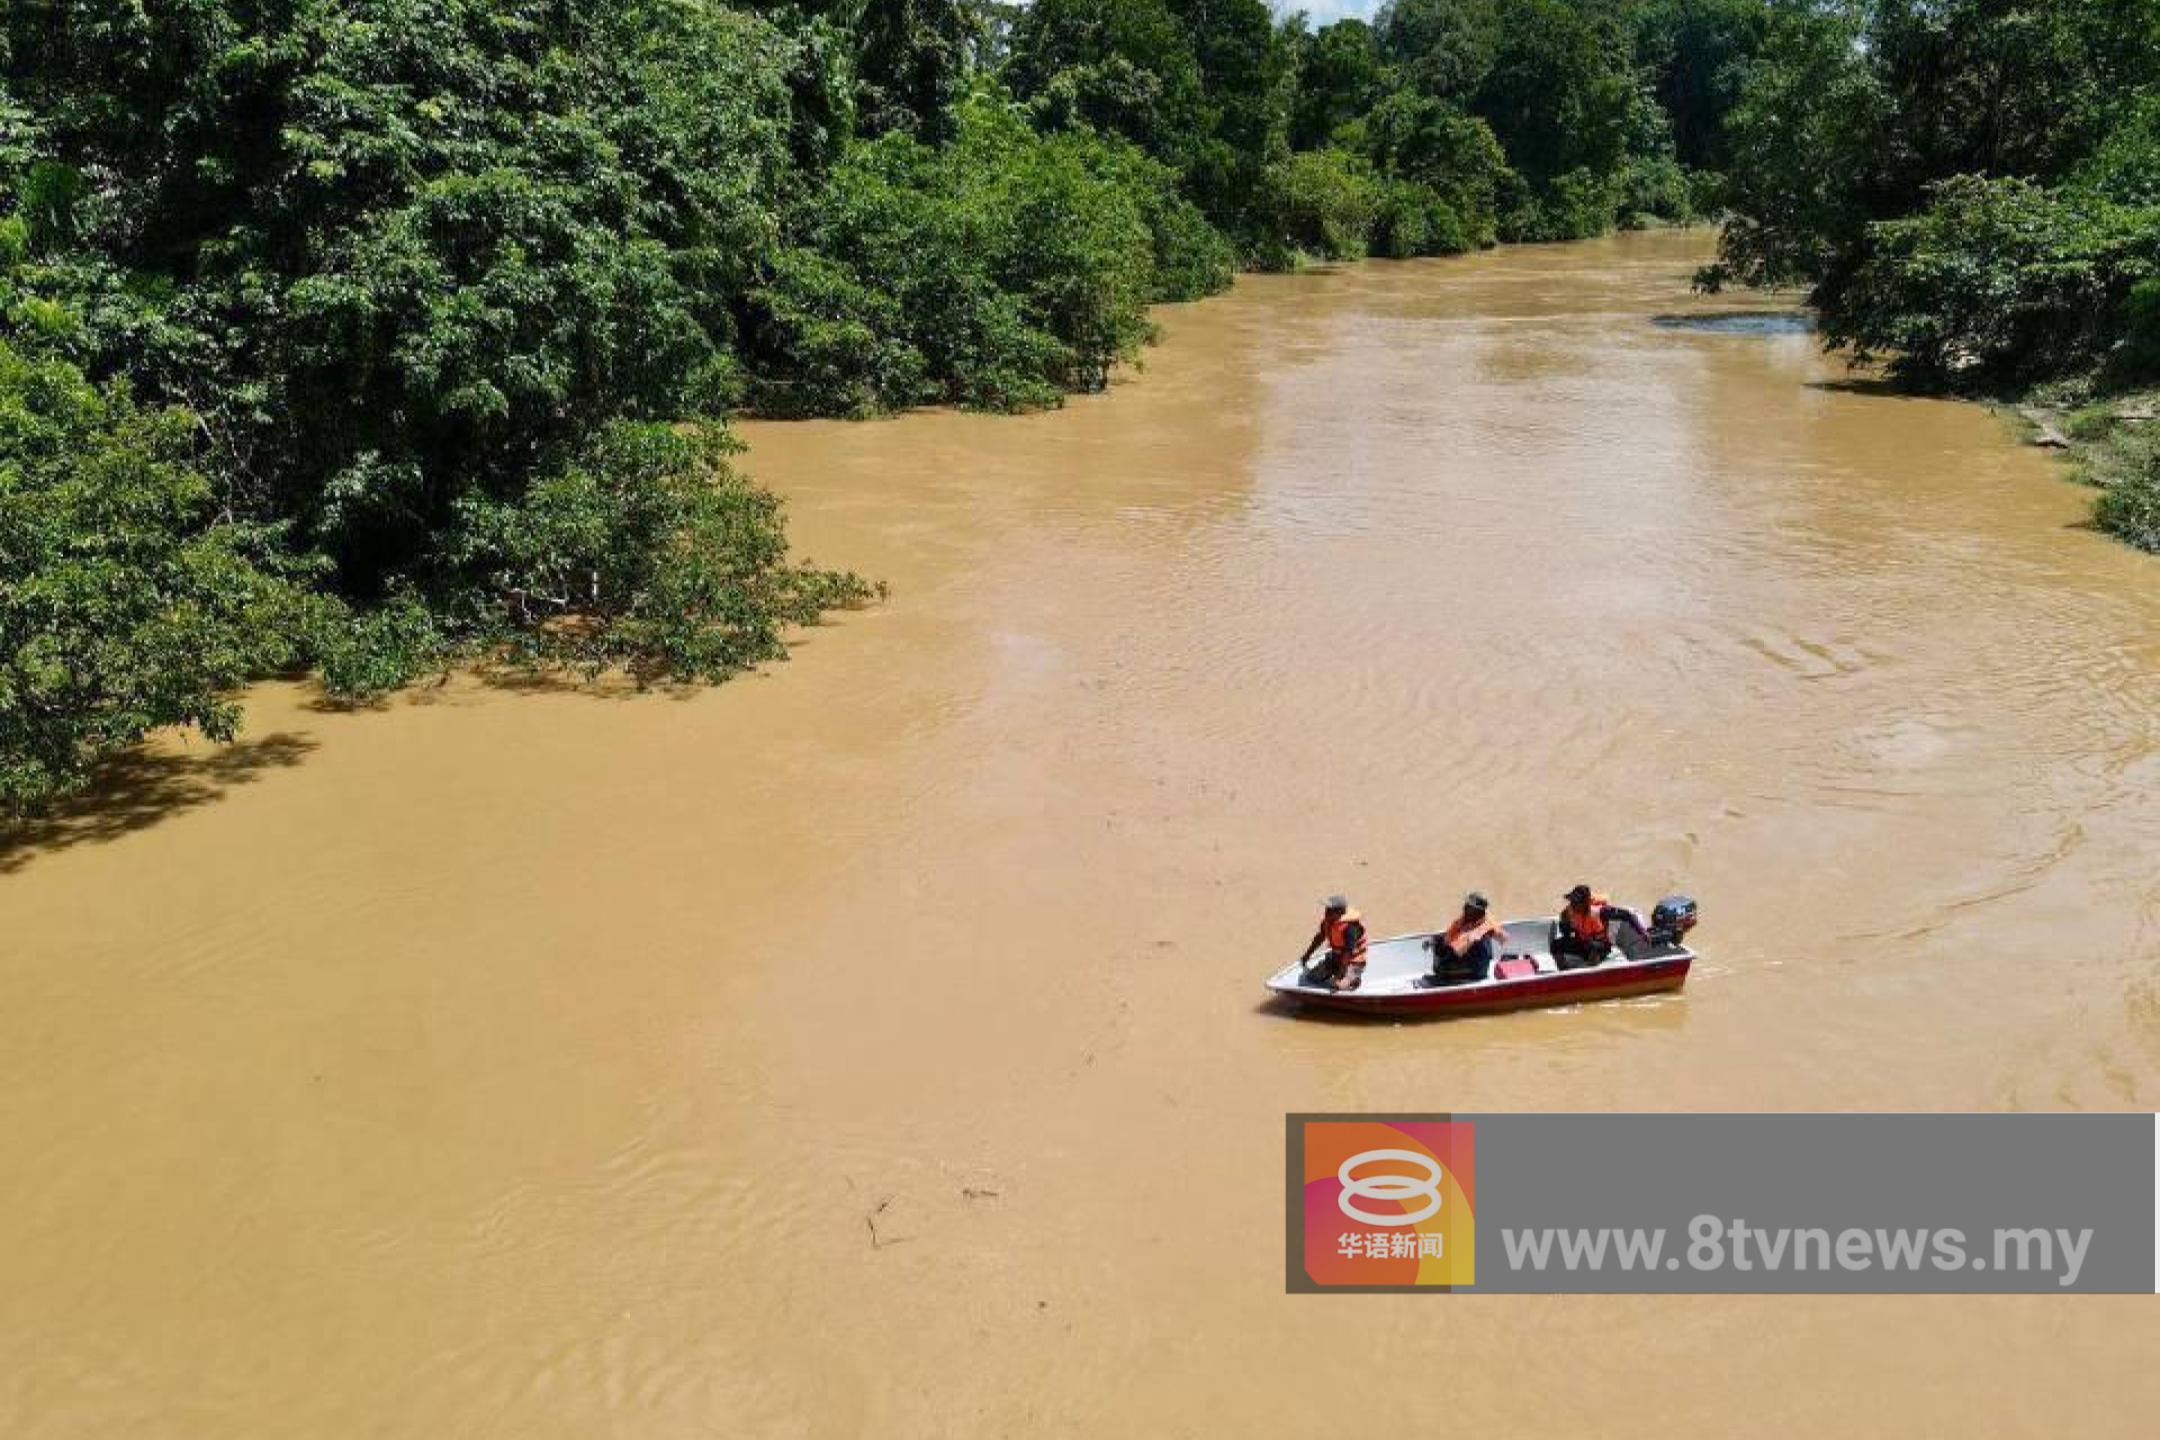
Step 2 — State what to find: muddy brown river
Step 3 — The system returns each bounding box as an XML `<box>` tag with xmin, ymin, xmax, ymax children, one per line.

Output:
<box><xmin>6</xmin><ymin>230</ymin><xmax>2160</xmax><ymax>1436</ymax></box>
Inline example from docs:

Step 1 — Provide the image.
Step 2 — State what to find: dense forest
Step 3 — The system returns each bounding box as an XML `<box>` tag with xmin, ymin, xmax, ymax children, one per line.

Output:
<box><xmin>3</xmin><ymin>0</ymin><xmax>2157</xmax><ymax>811</ymax></box>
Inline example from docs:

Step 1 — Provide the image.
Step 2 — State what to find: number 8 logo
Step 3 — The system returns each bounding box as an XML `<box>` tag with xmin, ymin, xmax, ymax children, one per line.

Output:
<box><xmin>1336</xmin><ymin>1148</ymin><xmax>1445</xmax><ymax>1226</ymax></box>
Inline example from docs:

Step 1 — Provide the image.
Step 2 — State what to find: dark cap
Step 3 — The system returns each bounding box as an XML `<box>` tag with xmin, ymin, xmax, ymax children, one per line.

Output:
<box><xmin>1463</xmin><ymin>891</ymin><xmax>1490</xmax><ymax>911</ymax></box>
<box><xmin>1564</xmin><ymin>884</ymin><xmax>1594</xmax><ymax>905</ymax></box>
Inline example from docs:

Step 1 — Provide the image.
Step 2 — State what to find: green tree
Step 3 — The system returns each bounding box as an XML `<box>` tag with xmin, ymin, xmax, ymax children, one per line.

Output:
<box><xmin>2091</xmin><ymin>426</ymin><xmax>2160</xmax><ymax>553</ymax></box>
<box><xmin>1711</xmin><ymin>0</ymin><xmax>1886</xmax><ymax>290</ymax></box>
<box><xmin>445</xmin><ymin>422</ymin><xmax>878</xmax><ymax>681</ymax></box>
<box><xmin>1629</xmin><ymin>0</ymin><xmax>1770</xmax><ymax>172</ymax></box>
<box><xmin>1826</xmin><ymin>176</ymin><xmax>2160</xmax><ymax>389</ymax></box>
<box><xmin>1715</xmin><ymin>0</ymin><xmax>2160</xmax><ymax>298</ymax></box>
<box><xmin>1361</xmin><ymin>90</ymin><xmax>1511</xmax><ymax>246</ymax></box>
<box><xmin>1259</xmin><ymin>148</ymin><xmax>1382</xmax><ymax>264</ymax></box>
<box><xmin>1166</xmin><ymin>0</ymin><xmax>1294</xmax><ymax>231</ymax></box>
<box><xmin>0</xmin><ymin>337</ymin><xmax>318</xmax><ymax>812</ymax></box>
<box><xmin>1864</xmin><ymin>0</ymin><xmax>2160</xmax><ymax>191</ymax></box>
<box><xmin>838</xmin><ymin>0</ymin><xmax>983</xmax><ymax>141</ymax></box>
<box><xmin>1472</xmin><ymin>0</ymin><xmax>1633</xmax><ymax>191</ymax></box>
<box><xmin>1005</xmin><ymin>0</ymin><xmax>1214</xmax><ymax>172</ymax></box>
<box><xmin>1289</xmin><ymin>19</ymin><xmax>1387</xmax><ymax>152</ymax></box>
<box><xmin>1006</xmin><ymin>0</ymin><xmax>1289</xmax><ymax>241</ymax></box>
<box><xmin>1377</xmin><ymin>0</ymin><xmax>1501</xmax><ymax>103</ymax></box>
<box><xmin>750</xmin><ymin>96</ymin><xmax>1210</xmax><ymax>412</ymax></box>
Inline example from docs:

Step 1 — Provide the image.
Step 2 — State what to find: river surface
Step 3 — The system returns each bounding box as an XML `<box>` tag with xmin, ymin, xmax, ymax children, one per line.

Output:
<box><xmin>6</xmin><ymin>230</ymin><xmax>2160</xmax><ymax>1437</ymax></box>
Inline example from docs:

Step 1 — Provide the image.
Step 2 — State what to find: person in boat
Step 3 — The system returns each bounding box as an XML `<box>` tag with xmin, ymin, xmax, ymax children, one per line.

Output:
<box><xmin>1551</xmin><ymin>884</ymin><xmax>1641</xmax><ymax>969</ymax></box>
<box><xmin>1299</xmin><ymin>895</ymin><xmax>1368</xmax><ymax>991</ymax></box>
<box><xmin>1428</xmin><ymin>891</ymin><xmax>1505</xmax><ymax>985</ymax></box>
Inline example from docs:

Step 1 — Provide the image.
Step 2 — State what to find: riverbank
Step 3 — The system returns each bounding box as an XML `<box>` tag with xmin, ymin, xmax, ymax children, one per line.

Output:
<box><xmin>2013</xmin><ymin>388</ymin><xmax>2160</xmax><ymax>552</ymax></box>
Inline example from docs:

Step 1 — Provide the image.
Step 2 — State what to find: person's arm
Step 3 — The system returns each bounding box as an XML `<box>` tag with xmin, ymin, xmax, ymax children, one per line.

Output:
<box><xmin>1342</xmin><ymin>919</ymin><xmax>1366</xmax><ymax>959</ymax></box>
<box><xmin>1300</xmin><ymin>924</ymin><xmax>1327</xmax><ymax>962</ymax></box>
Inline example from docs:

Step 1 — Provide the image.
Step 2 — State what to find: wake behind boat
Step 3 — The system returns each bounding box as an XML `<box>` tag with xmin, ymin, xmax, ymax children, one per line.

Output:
<box><xmin>1267</xmin><ymin>897</ymin><xmax>1699</xmax><ymax>1019</ymax></box>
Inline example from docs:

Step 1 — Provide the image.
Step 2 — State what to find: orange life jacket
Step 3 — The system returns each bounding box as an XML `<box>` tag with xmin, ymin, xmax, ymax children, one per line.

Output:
<box><xmin>1566</xmin><ymin>894</ymin><xmax>1612</xmax><ymax>942</ymax></box>
<box><xmin>1326</xmin><ymin>908</ymin><xmax>1368</xmax><ymax>964</ymax></box>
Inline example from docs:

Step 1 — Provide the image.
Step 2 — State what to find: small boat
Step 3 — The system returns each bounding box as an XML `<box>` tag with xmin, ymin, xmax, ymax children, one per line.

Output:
<box><xmin>1264</xmin><ymin>899</ymin><xmax>1698</xmax><ymax>1019</ymax></box>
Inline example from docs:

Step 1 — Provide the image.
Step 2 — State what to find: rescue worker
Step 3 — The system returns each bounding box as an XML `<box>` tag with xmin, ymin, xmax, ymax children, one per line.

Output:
<box><xmin>1428</xmin><ymin>891</ymin><xmax>1506</xmax><ymax>985</ymax></box>
<box><xmin>1551</xmin><ymin>884</ymin><xmax>1637</xmax><ymax>969</ymax></box>
<box><xmin>1299</xmin><ymin>895</ymin><xmax>1368</xmax><ymax>991</ymax></box>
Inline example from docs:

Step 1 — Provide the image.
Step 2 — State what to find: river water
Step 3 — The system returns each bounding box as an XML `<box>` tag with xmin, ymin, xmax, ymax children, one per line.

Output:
<box><xmin>6</xmin><ymin>230</ymin><xmax>2159</xmax><ymax>1436</ymax></box>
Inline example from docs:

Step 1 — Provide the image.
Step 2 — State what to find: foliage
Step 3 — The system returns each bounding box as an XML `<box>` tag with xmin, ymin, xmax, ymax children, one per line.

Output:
<box><xmin>1713</xmin><ymin>0</ymin><xmax>2160</xmax><ymax>306</ymax></box>
<box><xmin>1006</xmin><ymin>0</ymin><xmax>1218</xmax><ymax>185</ymax></box>
<box><xmin>1827</xmin><ymin>177</ymin><xmax>2160</xmax><ymax>389</ymax></box>
<box><xmin>1369</xmin><ymin>0</ymin><xmax>1675</xmax><ymax>244</ymax></box>
<box><xmin>1287</xmin><ymin>20</ymin><xmax>1386</xmax><ymax>152</ymax></box>
<box><xmin>1370</xmin><ymin>180</ymin><xmax>1473</xmax><ymax>258</ymax></box>
<box><xmin>0</xmin><ymin>0</ymin><xmax>891</xmax><ymax>802</ymax></box>
<box><xmin>1474</xmin><ymin>0</ymin><xmax>1633</xmax><ymax>193</ymax></box>
<box><xmin>445</xmin><ymin>422</ymin><xmax>880</xmax><ymax>680</ymax></box>
<box><xmin>1360</xmin><ymin>91</ymin><xmax>1510</xmax><ymax>248</ymax></box>
<box><xmin>1629</xmin><ymin>0</ymin><xmax>1770</xmax><ymax>173</ymax></box>
<box><xmin>843</xmin><ymin>0</ymin><xmax>983</xmax><ymax>141</ymax></box>
<box><xmin>5</xmin><ymin>0</ymin><xmax>808</xmax><ymax>589</ymax></box>
<box><xmin>1709</xmin><ymin>1</ymin><xmax>1896</xmax><ymax>293</ymax></box>
<box><xmin>1257</xmin><ymin>149</ymin><xmax>1382</xmax><ymax>265</ymax></box>
<box><xmin>1619</xmin><ymin>153</ymin><xmax>1696</xmax><ymax>227</ymax></box>
<box><xmin>751</xmin><ymin>96</ymin><xmax>1187</xmax><ymax>413</ymax></box>
<box><xmin>1377</xmin><ymin>0</ymin><xmax>1501</xmax><ymax>103</ymax></box>
<box><xmin>2092</xmin><ymin>439</ymin><xmax>2160</xmax><ymax>553</ymax></box>
<box><xmin>2075</xmin><ymin>418</ymin><xmax>2160</xmax><ymax>552</ymax></box>
<box><xmin>0</xmin><ymin>338</ymin><xmax>319</xmax><ymax>812</ymax></box>
<box><xmin>1164</xmin><ymin>0</ymin><xmax>1294</xmax><ymax>234</ymax></box>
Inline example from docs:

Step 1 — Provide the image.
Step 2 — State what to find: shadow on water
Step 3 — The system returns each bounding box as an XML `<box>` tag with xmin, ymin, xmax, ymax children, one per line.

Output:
<box><xmin>1652</xmin><ymin>310</ymin><xmax>1815</xmax><ymax>335</ymax></box>
<box><xmin>301</xmin><ymin>627</ymin><xmax>853</xmax><ymax>713</ymax></box>
<box><xmin>1804</xmin><ymin>375</ymin><xmax>1940</xmax><ymax>399</ymax></box>
<box><xmin>0</xmin><ymin>732</ymin><xmax>318</xmax><ymax>875</ymax></box>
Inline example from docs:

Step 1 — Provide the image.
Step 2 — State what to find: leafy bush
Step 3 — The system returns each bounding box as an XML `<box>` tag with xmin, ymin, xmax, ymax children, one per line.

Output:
<box><xmin>1111</xmin><ymin>149</ymin><xmax>1237</xmax><ymax>301</ymax></box>
<box><xmin>748</xmin><ymin>248</ymin><xmax>928</xmax><ymax>418</ymax></box>
<box><xmin>1360</xmin><ymin>92</ymin><xmax>1509</xmax><ymax>248</ymax></box>
<box><xmin>1619</xmin><ymin>154</ymin><xmax>1695</xmax><ymax>227</ymax></box>
<box><xmin>1502</xmin><ymin>167</ymin><xmax>1621</xmax><ymax>243</ymax></box>
<box><xmin>444</xmin><ymin>423</ymin><xmax>879</xmax><ymax>682</ymax></box>
<box><xmin>1829</xmin><ymin>176</ymin><xmax>2160</xmax><ymax>389</ymax></box>
<box><xmin>1258</xmin><ymin>149</ymin><xmax>1382</xmax><ymax>264</ymax></box>
<box><xmin>1370</xmin><ymin>181</ymin><xmax>1471</xmax><ymax>258</ymax></box>
<box><xmin>2095</xmin><ymin>467</ymin><xmax>2160</xmax><ymax>552</ymax></box>
<box><xmin>0</xmin><ymin>339</ymin><xmax>319</xmax><ymax>811</ymax></box>
<box><xmin>1712</xmin><ymin>0</ymin><xmax>2160</xmax><ymax>408</ymax></box>
<box><xmin>2077</xmin><ymin>97</ymin><xmax>2160</xmax><ymax>207</ymax></box>
<box><xmin>751</xmin><ymin>97</ymin><xmax>1177</xmax><ymax>413</ymax></box>
<box><xmin>2086</xmin><ymin>424</ymin><xmax>2160</xmax><ymax>553</ymax></box>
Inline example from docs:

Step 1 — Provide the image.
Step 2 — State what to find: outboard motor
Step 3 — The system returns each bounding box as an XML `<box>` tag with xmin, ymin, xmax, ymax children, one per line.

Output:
<box><xmin>1648</xmin><ymin>894</ymin><xmax>1699</xmax><ymax>947</ymax></box>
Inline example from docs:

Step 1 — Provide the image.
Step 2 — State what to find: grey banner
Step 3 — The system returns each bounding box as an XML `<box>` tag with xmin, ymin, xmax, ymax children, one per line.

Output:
<box><xmin>1287</xmin><ymin>1113</ymin><xmax>2157</xmax><ymax>1294</ymax></box>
